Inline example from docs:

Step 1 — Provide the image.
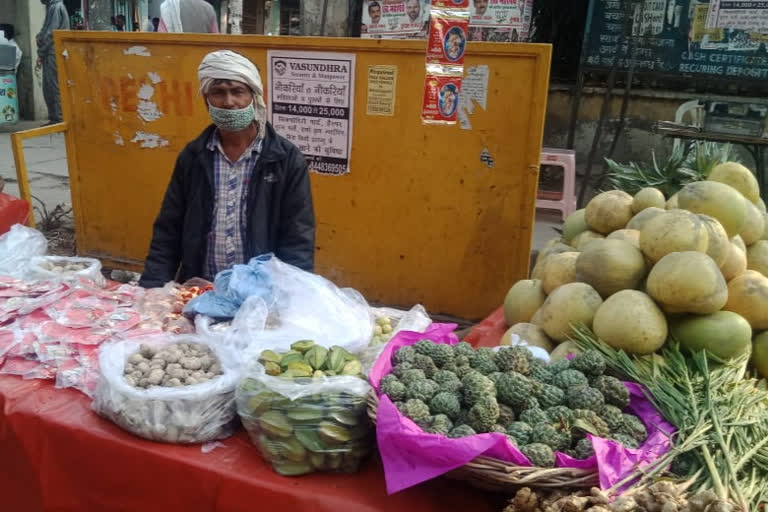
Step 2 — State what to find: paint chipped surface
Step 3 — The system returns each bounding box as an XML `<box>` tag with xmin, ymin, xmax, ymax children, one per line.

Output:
<box><xmin>66</xmin><ymin>79</ymin><xmax>74</xmax><ymax>87</ymax></box>
<box><xmin>110</xmin><ymin>99</ymin><xmax>118</xmax><ymax>113</ymax></box>
<box><xmin>136</xmin><ymin>84</ymin><xmax>164</xmax><ymax>122</ymax></box>
<box><xmin>131</xmin><ymin>131</ymin><xmax>169</xmax><ymax>149</ymax></box>
<box><xmin>62</xmin><ymin>49</ymin><xmax>69</xmax><ymax>59</ymax></box>
<box><xmin>138</xmin><ymin>84</ymin><xmax>154</xmax><ymax>101</ymax></box>
<box><xmin>127</xmin><ymin>73</ymin><xmax>134</xmax><ymax>79</ymax></box>
<box><xmin>147</xmin><ymin>72</ymin><xmax>162</xmax><ymax>84</ymax></box>
<box><xmin>124</xmin><ymin>46</ymin><xmax>151</xmax><ymax>57</ymax></box>
<box><xmin>114</xmin><ymin>132</ymin><xmax>125</xmax><ymax>146</ymax></box>
<box><xmin>138</xmin><ymin>101</ymin><xmax>163</xmax><ymax>122</ymax></box>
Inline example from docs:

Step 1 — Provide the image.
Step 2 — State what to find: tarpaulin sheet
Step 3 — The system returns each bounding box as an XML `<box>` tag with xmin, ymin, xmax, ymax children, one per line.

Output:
<box><xmin>0</xmin><ymin>376</ymin><xmax>501</xmax><ymax>512</ymax></box>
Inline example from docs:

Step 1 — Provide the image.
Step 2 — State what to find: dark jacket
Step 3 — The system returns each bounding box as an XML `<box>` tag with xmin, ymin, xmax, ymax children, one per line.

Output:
<box><xmin>139</xmin><ymin>123</ymin><xmax>315</xmax><ymax>288</ymax></box>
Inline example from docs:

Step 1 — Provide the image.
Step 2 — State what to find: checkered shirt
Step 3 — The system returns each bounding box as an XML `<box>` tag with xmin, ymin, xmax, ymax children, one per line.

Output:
<box><xmin>205</xmin><ymin>129</ymin><xmax>263</xmax><ymax>280</ymax></box>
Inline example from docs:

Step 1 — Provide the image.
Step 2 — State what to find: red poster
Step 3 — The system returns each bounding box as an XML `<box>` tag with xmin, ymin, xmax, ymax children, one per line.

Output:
<box><xmin>421</xmin><ymin>74</ymin><xmax>462</xmax><ymax>124</ymax></box>
<box><xmin>427</xmin><ymin>15</ymin><xmax>469</xmax><ymax>66</ymax></box>
<box><xmin>431</xmin><ymin>0</ymin><xmax>470</xmax><ymax>9</ymax></box>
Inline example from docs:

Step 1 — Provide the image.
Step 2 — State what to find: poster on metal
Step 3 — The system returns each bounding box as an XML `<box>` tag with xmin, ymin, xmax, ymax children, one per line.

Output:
<box><xmin>361</xmin><ymin>0</ymin><xmax>430</xmax><ymax>38</ymax></box>
<box><xmin>267</xmin><ymin>51</ymin><xmax>356</xmax><ymax>176</ymax></box>
<box><xmin>707</xmin><ymin>0</ymin><xmax>768</xmax><ymax>34</ymax></box>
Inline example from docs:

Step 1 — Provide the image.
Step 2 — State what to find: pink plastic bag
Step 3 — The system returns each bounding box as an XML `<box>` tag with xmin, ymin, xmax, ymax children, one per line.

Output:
<box><xmin>369</xmin><ymin>326</ymin><xmax>675</xmax><ymax>495</ymax></box>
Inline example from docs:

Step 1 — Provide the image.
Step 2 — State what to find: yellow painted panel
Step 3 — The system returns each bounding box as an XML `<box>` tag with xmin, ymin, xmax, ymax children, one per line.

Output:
<box><xmin>54</xmin><ymin>31</ymin><xmax>550</xmax><ymax>319</ymax></box>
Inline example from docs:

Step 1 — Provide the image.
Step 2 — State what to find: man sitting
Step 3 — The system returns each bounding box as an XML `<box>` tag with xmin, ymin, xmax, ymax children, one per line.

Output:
<box><xmin>140</xmin><ymin>50</ymin><xmax>315</xmax><ymax>287</ymax></box>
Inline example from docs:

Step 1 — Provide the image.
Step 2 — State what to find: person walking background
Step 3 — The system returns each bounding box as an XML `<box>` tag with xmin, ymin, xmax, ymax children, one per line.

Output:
<box><xmin>36</xmin><ymin>0</ymin><xmax>69</xmax><ymax>125</ymax></box>
<box><xmin>159</xmin><ymin>0</ymin><xmax>219</xmax><ymax>33</ymax></box>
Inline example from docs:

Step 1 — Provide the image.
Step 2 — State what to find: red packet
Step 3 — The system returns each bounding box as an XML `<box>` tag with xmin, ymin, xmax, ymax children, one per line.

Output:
<box><xmin>431</xmin><ymin>0</ymin><xmax>469</xmax><ymax>8</ymax></box>
<box><xmin>421</xmin><ymin>74</ymin><xmax>462</xmax><ymax>124</ymax></box>
<box><xmin>427</xmin><ymin>15</ymin><xmax>469</xmax><ymax>66</ymax></box>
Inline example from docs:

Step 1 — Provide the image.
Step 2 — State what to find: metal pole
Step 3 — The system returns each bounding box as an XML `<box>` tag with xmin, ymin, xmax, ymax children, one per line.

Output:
<box><xmin>577</xmin><ymin>0</ymin><xmax>630</xmax><ymax>207</ymax></box>
<box><xmin>566</xmin><ymin>0</ymin><xmax>598</xmax><ymax>150</ymax></box>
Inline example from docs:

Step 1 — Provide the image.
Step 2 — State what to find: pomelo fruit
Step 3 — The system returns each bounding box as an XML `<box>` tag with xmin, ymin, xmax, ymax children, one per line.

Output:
<box><xmin>503</xmin><ymin>279</ymin><xmax>547</xmax><ymax>326</ymax></box>
<box><xmin>721</xmin><ymin>242</ymin><xmax>747</xmax><ymax>281</ymax></box>
<box><xmin>732</xmin><ymin>235</ymin><xmax>747</xmax><ymax>252</ymax></box>
<box><xmin>607</xmin><ymin>229</ymin><xmax>640</xmax><ymax>248</ymax></box>
<box><xmin>670</xmin><ymin>311</ymin><xmax>752</xmax><ymax>360</ymax></box>
<box><xmin>592</xmin><ymin>290</ymin><xmax>667</xmax><ymax>355</ymax></box>
<box><xmin>575</xmin><ymin>239</ymin><xmax>647</xmax><ymax>298</ymax></box>
<box><xmin>532</xmin><ymin>282</ymin><xmax>603</xmax><ymax>342</ymax></box>
<box><xmin>747</xmin><ymin>240</ymin><xmax>768</xmax><ymax>278</ymax></box>
<box><xmin>739</xmin><ymin>199</ymin><xmax>765</xmax><ymax>246</ymax></box>
<box><xmin>562</xmin><ymin>209</ymin><xmax>589</xmax><ymax>245</ymax></box>
<box><xmin>751</xmin><ymin>331</ymin><xmax>768</xmax><ymax>379</ymax></box>
<box><xmin>541</xmin><ymin>252</ymin><xmax>579</xmax><ymax>294</ymax></box>
<box><xmin>646</xmin><ymin>251</ymin><xmax>727</xmax><ymax>314</ymax></box>
<box><xmin>632</xmin><ymin>187</ymin><xmax>666</xmax><ymax>214</ymax></box>
<box><xmin>708</xmin><ymin>162</ymin><xmax>760</xmax><ymax>203</ymax></box>
<box><xmin>678</xmin><ymin>181</ymin><xmax>747</xmax><ymax>237</ymax></box>
<box><xmin>585</xmin><ymin>190</ymin><xmax>634</xmax><ymax>234</ymax></box>
<box><xmin>570</xmin><ymin>230</ymin><xmax>605</xmax><ymax>250</ymax></box>
<box><xmin>666</xmin><ymin>193</ymin><xmax>679</xmax><ymax>210</ymax></box>
<box><xmin>699</xmin><ymin>214</ymin><xmax>730</xmax><ymax>268</ymax></box>
<box><xmin>627</xmin><ymin>207</ymin><xmax>666</xmax><ymax>231</ymax></box>
<box><xmin>501</xmin><ymin>323</ymin><xmax>554</xmax><ymax>352</ymax></box>
<box><xmin>724</xmin><ymin>271</ymin><xmax>768</xmax><ymax>329</ymax></box>
<box><xmin>531</xmin><ymin>242</ymin><xmax>575</xmax><ymax>280</ymax></box>
<box><xmin>640</xmin><ymin>210</ymin><xmax>709</xmax><ymax>263</ymax></box>
<box><xmin>549</xmin><ymin>341</ymin><xmax>580</xmax><ymax>362</ymax></box>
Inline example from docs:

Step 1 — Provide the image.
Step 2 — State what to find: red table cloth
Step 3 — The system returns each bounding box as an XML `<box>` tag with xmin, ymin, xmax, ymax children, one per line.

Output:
<box><xmin>0</xmin><ymin>375</ymin><xmax>502</xmax><ymax>512</ymax></box>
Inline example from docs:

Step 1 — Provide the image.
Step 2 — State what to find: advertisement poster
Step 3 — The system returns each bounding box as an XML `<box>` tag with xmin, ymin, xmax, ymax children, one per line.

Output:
<box><xmin>707</xmin><ymin>0</ymin><xmax>768</xmax><ymax>34</ymax></box>
<box><xmin>421</xmin><ymin>74</ymin><xmax>462</xmax><ymax>124</ymax></box>
<box><xmin>426</xmin><ymin>15</ymin><xmax>469</xmax><ymax>65</ymax></box>
<box><xmin>432</xmin><ymin>0</ymin><xmax>469</xmax><ymax>7</ymax></box>
<box><xmin>367</xmin><ymin>65</ymin><xmax>398</xmax><ymax>116</ymax></box>
<box><xmin>362</xmin><ymin>0</ymin><xmax>430</xmax><ymax>38</ymax></box>
<box><xmin>0</xmin><ymin>74</ymin><xmax>18</xmax><ymax>124</ymax></box>
<box><xmin>267</xmin><ymin>51</ymin><xmax>356</xmax><ymax>176</ymax></box>
<box><xmin>468</xmin><ymin>0</ymin><xmax>532</xmax><ymax>38</ymax></box>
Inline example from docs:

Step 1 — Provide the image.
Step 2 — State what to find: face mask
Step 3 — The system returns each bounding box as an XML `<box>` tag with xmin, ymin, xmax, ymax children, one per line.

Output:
<box><xmin>208</xmin><ymin>100</ymin><xmax>255</xmax><ymax>132</ymax></box>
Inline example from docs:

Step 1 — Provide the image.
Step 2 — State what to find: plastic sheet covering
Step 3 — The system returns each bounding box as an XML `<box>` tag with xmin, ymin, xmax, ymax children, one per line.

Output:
<box><xmin>26</xmin><ymin>256</ymin><xmax>106</xmax><ymax>287</ymax></box>
<box><xmin>92</xmin><ymin>334</ymin><xmax>240</xmax><ymax>443</ymax></box>
<box><xmin>0</xmin><ymin>376</ymin><xmax>498</xmax><ymax>512</ymax></box>
<box><xmin>0</xmin><ymin>224</ymin><xmax>46</xmax><ymax>278</ymax></box>
<box><xmin>194</xmin><ymin>256</ymin><xmax>373</xmax><ymax>357</ymax></box>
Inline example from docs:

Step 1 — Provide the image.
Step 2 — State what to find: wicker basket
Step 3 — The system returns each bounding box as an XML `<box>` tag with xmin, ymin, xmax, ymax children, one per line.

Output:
<box><xmin>366</xmin><ymin>390</ymin><xmax>600</xmax><ymax>492</ymax></box>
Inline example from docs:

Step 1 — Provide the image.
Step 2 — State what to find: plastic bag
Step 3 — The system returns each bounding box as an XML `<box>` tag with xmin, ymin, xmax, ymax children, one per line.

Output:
<box><xmin>183</xmin><ymin>255</ymin><xmax>274</xmax><ymax>319</ymax></box>
<box><xmin>92</xmin><ymin>334</ymin><xmax>240</xmax><ymax>443</ymax></box>
<box><xmin>0</xmin><ymin>224</ymin><xmax>47</xmax><ymax>278</ymax></box>
<box><xmin>0</xmin><ymin>194</ymin><xmax>31</xmax><ymax>236</ymax></box>
<box><xmin>359</xmin><ymin>304</ymin><xmax>433</xmax><ymax>373</ymax></box>
<box><xmin>236</xmin><ymin>360</ymin><xmax>373</xmax><ymax>476</ymax></box>
<box><xmin>26</xmin><ymin>256</ymin><xmax>106</xmax><ymax>287</ymax></box>
<box><xmin>369</xmin><ymin>326</ymin><xmax>675</xmax><ymax>494</ymax></box>
<box><xmin>195</xmin><ymin>256</ymin><xmax>374</xmax><ymax>356</ymax></box>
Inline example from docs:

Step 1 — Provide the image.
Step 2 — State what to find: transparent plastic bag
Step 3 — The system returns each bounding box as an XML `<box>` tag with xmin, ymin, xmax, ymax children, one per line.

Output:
<box><xmin>195</xmin><ymin>256</ymin><xmax>373</xmax><ymax>357</ymax></box>
<box><xmin>359</xmin><ymin>305</ymin><xmax>432</xmax><ymax>373</ymax></box>
<box><xmin>235</xmin><ymin>360</ymin><xmax>372</xmax><ymax>476</ymax></box>
<box><xmin>0</xmin><ymin>224</ymin><xmax>47</xmax><ymax>278</ymax></box>
<box><xmin>26</xmin><ymin>256</ymin><xmax>106</xmax><ymax>287</ymax></box>
<box><xmin>92</xmin><ymin>334</ymin><xmax>240</xmax><ymax>443</ymax></box>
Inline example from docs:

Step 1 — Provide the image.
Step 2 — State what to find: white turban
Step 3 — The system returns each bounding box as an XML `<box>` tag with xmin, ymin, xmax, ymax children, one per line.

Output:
<box><xmin>198</xmin><ymin>50</ymin><xmax>267</xmax><ymax>127</ymax></box>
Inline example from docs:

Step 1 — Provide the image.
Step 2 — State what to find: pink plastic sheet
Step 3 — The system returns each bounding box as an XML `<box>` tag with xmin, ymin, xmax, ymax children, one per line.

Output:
<box><xmin>369</xmin><ymin>326</ymin><xmax>675</xmax><ymax>495</ymax></box>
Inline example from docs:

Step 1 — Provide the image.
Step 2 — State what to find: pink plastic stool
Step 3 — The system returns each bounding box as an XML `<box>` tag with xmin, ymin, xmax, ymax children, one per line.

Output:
<box><xmin>536</xmin><ymin>148</ymin><xmax>577</xmax><ymax>221</ymax></box>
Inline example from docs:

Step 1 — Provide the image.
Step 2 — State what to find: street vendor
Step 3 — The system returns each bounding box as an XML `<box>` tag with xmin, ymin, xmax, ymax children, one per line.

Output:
<box><xmin>139</xmin><ymin>50</ymin><xmax>315</xmax><ymax>288</ymax></box>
